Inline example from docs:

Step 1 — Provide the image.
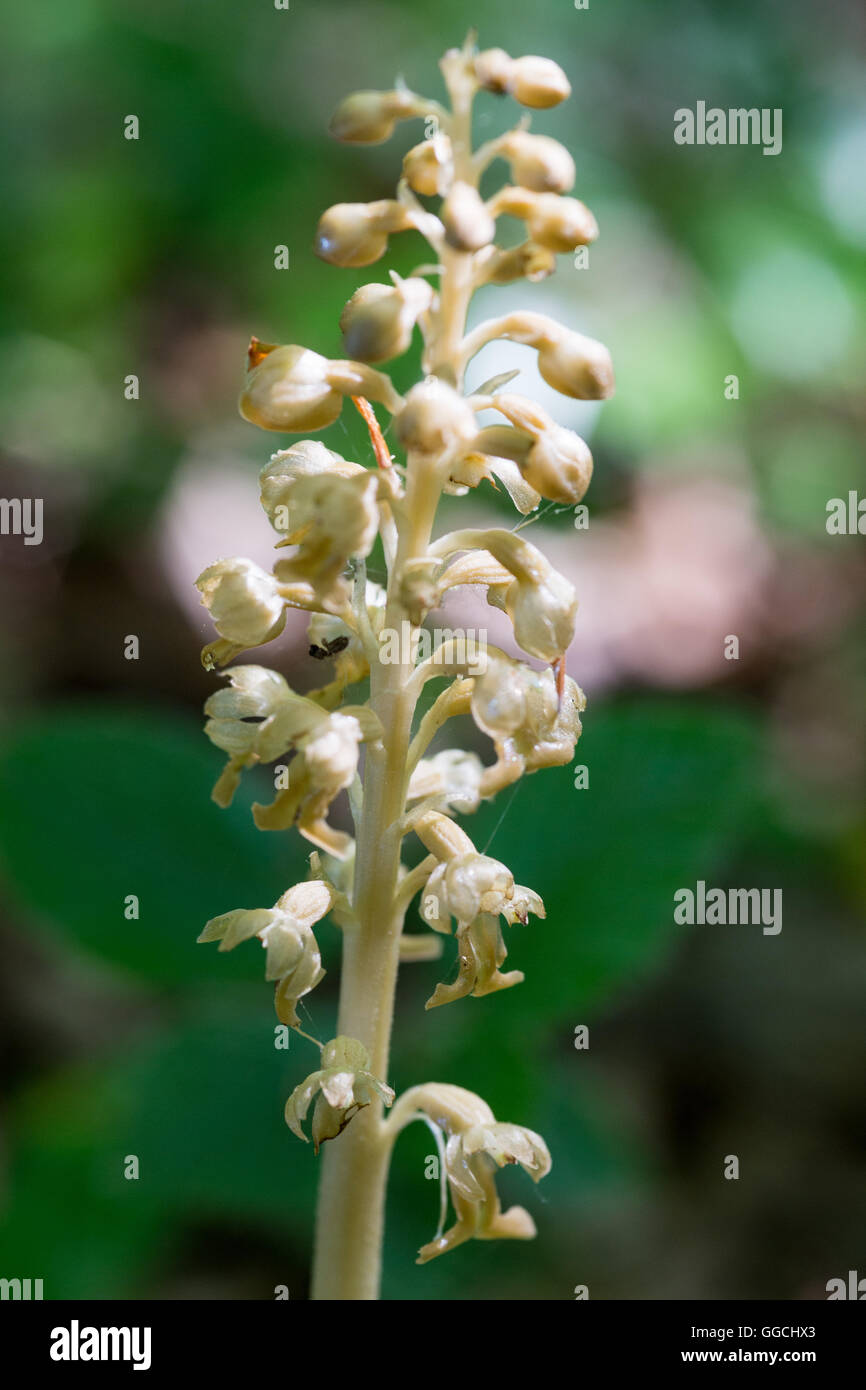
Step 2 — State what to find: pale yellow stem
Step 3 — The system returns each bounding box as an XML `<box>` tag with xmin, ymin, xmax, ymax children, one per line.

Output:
<box><xmin>309</xmin><ymin>48</ymin><xmax>481</xmax><ymax>1303</ymax></box>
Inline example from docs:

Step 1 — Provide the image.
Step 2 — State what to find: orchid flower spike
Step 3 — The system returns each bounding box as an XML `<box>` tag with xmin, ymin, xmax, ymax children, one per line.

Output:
<box><xmin>195</xmin><ymin>31</ymin><xmax>614</xmax><ymax>1299</ymax></box>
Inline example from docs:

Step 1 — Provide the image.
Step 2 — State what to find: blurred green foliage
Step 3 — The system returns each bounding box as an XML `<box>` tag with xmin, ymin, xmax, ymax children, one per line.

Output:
<box><xmin>0</xmin><ymin>698</ymin><xmax>759</xmax><ymax>1298</ymax></box>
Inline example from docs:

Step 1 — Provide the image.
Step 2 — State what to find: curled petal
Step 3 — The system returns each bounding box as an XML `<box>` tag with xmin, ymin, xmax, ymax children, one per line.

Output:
<box><xmin>274</xmin><ymin>948</ymin><xmax>325</xmax><ymax>1027</ymax></box>
<box><xmin>198</xmin><ymin>880</ymin><xmax>337</xmax><ymax>1029</ymax></box>
<box><xmin>203</xmin><ymin>666</ymin><xmax>323</xmax><ymax>805</ymax></box>
<box><xmin>450</xmin><ymin>429</ymin><xmax>541</xmax><ymax>514</ymax></box>
<box><xmin>252</xmin><ymin>709</ymin><xmax>379</xmax><ymax>859</ymax></box>
<box><xmin>197</xmin><ymin>907</ymin><xmax>274</xmax><ymax>950</ymax></box>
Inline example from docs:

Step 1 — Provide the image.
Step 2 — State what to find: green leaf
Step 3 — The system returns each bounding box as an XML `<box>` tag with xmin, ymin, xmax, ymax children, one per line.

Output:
<box><xmin>115</xmin><ymin>1008</ymin><xmax>320</xmax><ymax>1229</ymax></box>
<box><xmin>0</xmin><ymin>705</ymin><xmax>309</xmax><ymax>984</ymax></box>
<box><xmin>2</xmin><ymin>1005</ymin><xmax>319</xmax><ymax>1297</ymax></box>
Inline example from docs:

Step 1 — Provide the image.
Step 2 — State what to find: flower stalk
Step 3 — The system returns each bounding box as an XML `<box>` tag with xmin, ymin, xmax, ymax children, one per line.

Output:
<box><xmin>195</xmin><ymin>31</ymin><xmax>613</xmax><ymax>1300</ymax></box>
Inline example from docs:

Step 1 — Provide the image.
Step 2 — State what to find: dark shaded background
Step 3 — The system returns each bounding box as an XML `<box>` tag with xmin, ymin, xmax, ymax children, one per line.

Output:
<box><xmin>0</xmin><ymin>0</ymin><xmax>864</xmax><ymax>1300</ymax></box>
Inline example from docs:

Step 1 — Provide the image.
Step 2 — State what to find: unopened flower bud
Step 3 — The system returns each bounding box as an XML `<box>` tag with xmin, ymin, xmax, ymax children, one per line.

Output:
<box><xmin>481</xmin><ymin>241</ymin><xmax>556</xmax><ymax>284</ymax></box>
<box><xmin>329</xmin><ymin>88</ymin><xmax>418</xmax><ymax>144</ymax></box>
<box><xmin>394</xmin><ymin>378</ymin><xmax>477</xmax><ymax>458</ymax></box>
<box><xmin>496</xmin><ymin>557</ymin><xmax>575</xmax><ymax>661</ymax></box>
<box><xmin>494</xmin><ymin>187</ymin><xmax>597</xmax><ymax>251</ymax></box>
<box><xmin>468</xmin><ymin>311</ymin><xmax>613</xmax><ymax>400</ymax></box>
<box><xmin>526</xmin><ymin>193</ymin><xmax>597</xmax><ymax>251</ymax></box>
<box><xmin>260</xmin><ymin>440</ymin><xmax>363</xmax><ymax>529</ymax></box>
<box><xmin>241</xmin><ymin>342</ymin><xmax>401</xmax><ymax>433</ymax></box>
<box><xmin>499</xmin><ymin>561</ymin><xmax>577</xmax><ymax>661</ymax></box>
<box><xmin>398</xmin><ymin>557</ymin><xmax>441</xmax><ymax>624</ymax></box>
<box><xmin>536</xmin><ymin>326</ymin><xmax>614</xmax><ymax>400</ymax></box>
<box><xmin>474</xmin><ymin>49</ymin><xmax>570</xmax><ymax>109</ymax></box>
<box><xmin>492</xmin><ymin>394</ymin><xmax>593</xmax><ymax>504</ymax></box>
<box><xmin>403</xmin><ymin>134</ymin><xmax>454</xmax><ymax>196</ymax></box>
<box><xmin>340</xmin><ymin>276</ymin><xmax>434</xmax><ymax>362</ymax></box>
<box><xmin>473</xmin><ymin>48</ymin><xmax>514</xmax><ymax>94</ymax></box>
<box><xmin>500</xmin><ymin>131</ymin><xmax>575</xmax><ymax>193</ymax></box>
<box><xmin>196</xmin><ymin>558</ymin><xmax>285</xmax><ymax>649</ymax></box>
<box><xmin>315</xmin><ymin>200</ymin><xmax>412</xmax><ymax>268</ymax></box>
<box><xmin>509</xmin><ymin>55</ymin><xmax>571</xmax><ymax>108</ymax></box>
<box><xmin>525</xmin><ymin>427</ymin><xmax>592</xmax><ymax>504</ymax></box>
<box><xmin>442</xmin><ymin>182</ymin><xmax>496</xmax><ymax>251</ymax></box>
<box><xmin>240</xmin><ymin>345</ymin><xmax>343</xmax><ymax>431</ymax></box>
<box><xmin>429</xmin><ymin>526</ymin><xmax>578</xmax><ymax>660</ymax></box>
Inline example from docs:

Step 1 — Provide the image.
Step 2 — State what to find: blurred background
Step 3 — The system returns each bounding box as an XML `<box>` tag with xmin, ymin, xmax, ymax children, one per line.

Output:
<box><xmin>0</xmin><ymin>0</ymin><xmax>864</xmax><ymax>1300</ymax></box>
